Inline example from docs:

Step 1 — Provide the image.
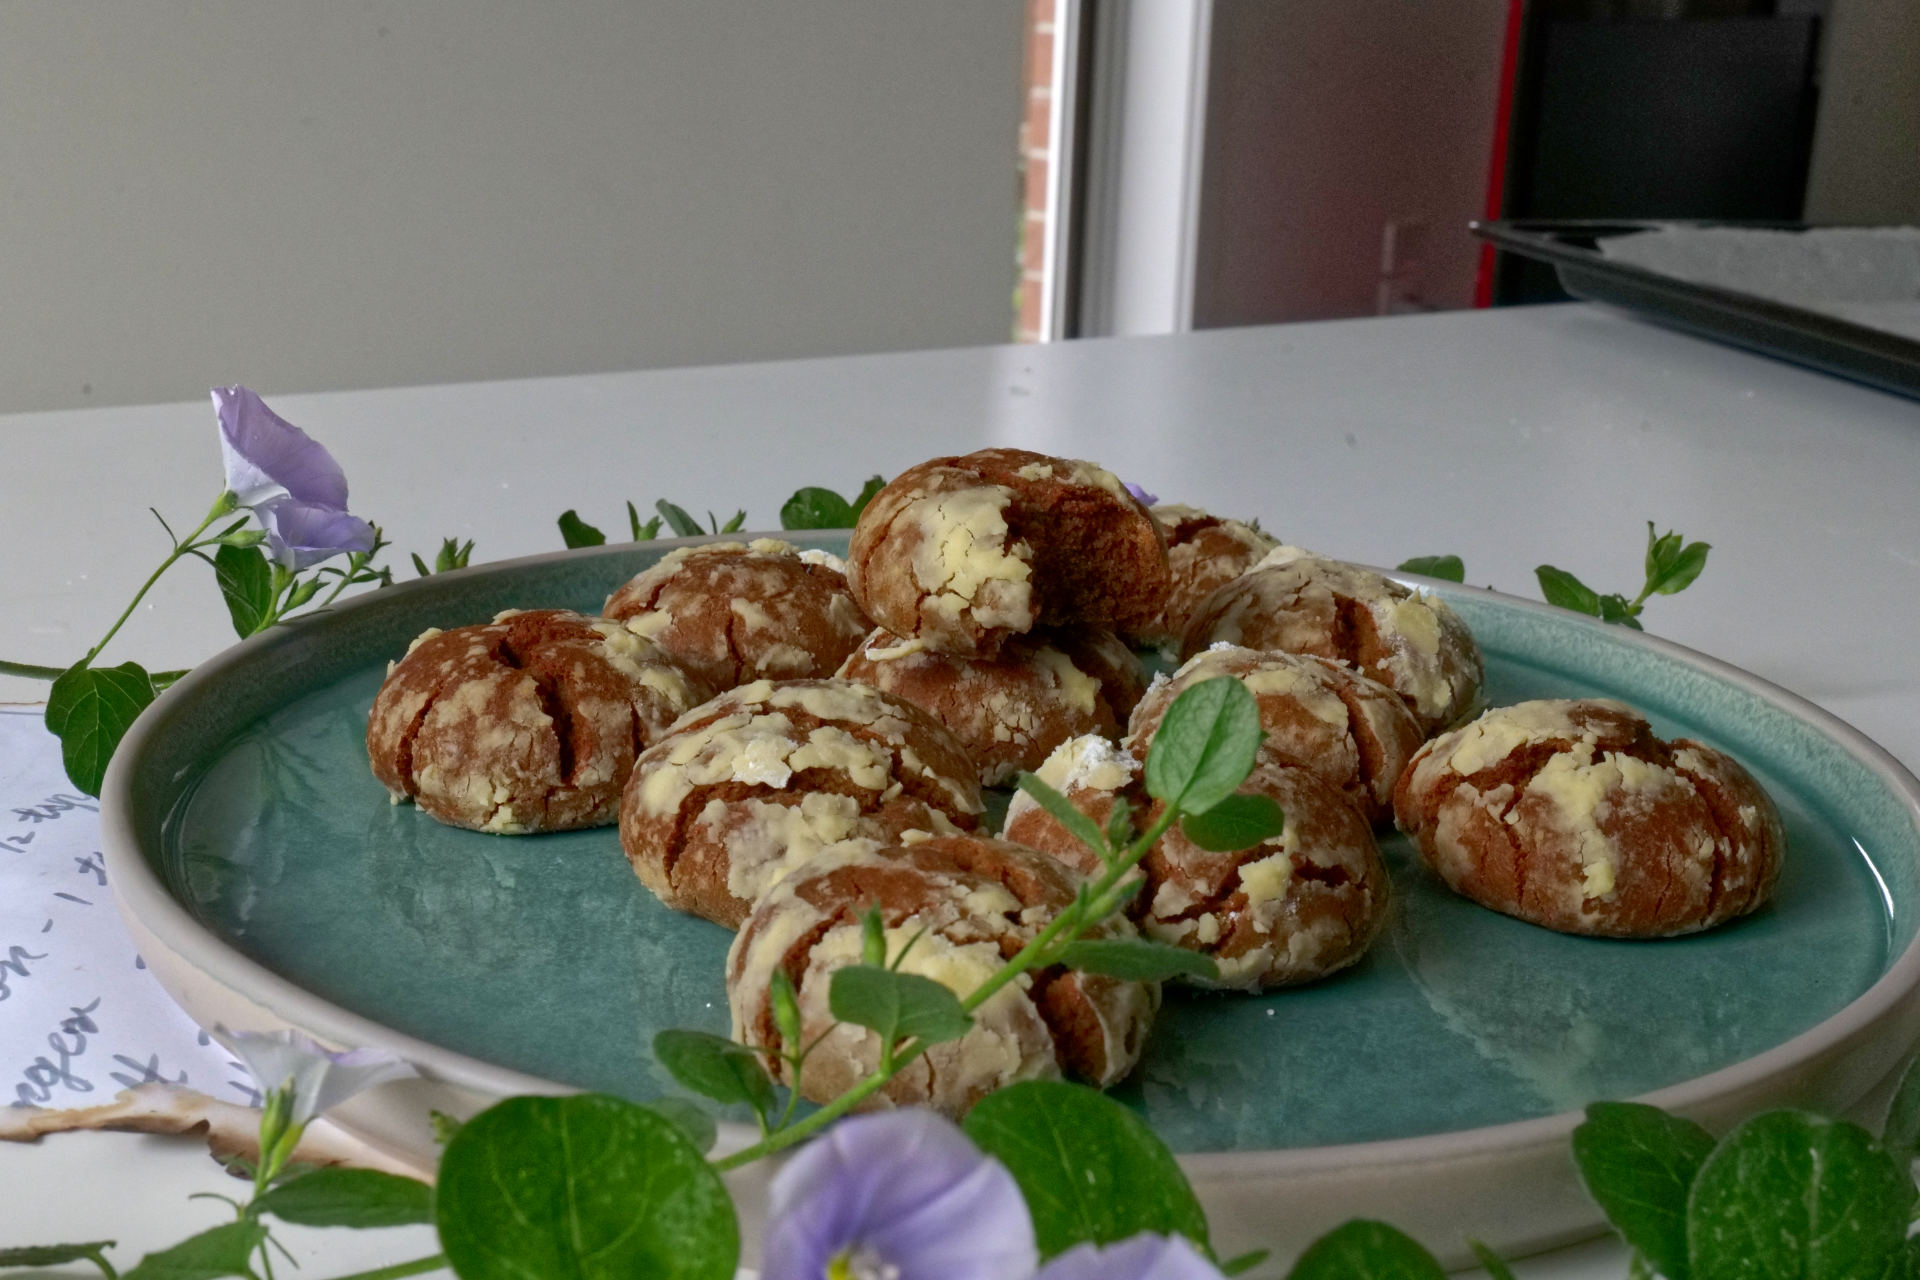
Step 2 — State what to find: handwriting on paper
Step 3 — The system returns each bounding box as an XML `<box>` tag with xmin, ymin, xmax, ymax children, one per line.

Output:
<box><xmin>13</xmin><ymin>999</ymin><xmax>102</xmax><ymax>1105</ymax></box>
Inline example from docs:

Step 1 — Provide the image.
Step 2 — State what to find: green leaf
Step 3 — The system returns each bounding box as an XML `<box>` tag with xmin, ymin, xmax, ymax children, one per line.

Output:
<box><xmin>656</xmin><ymin>500</ymin><xmax>703</xmax><ymax>538</ymax></box>
<box><xmin>557</xmin><ymin>509</ymin><xmax>606</xmax><ymax>549</ymax></box>
<box><xmin>283</xmin><ymin>577</ymin><xmax>323</xmax><ymax>611</ymax></box>
<box><xmin>212</xmin><ymin>544</ymin><xmax>274</xmax><ymax>638</ymax></box>
<box><xmin>436</xmin><ymin>1094</ymin><xmax>738</xmax><ymax>1280</ymax></box>
<box><xmin>1285</xmin><ymin>1220</ymin><xmax>1447</xmax><ymax>1280</ymax></box>
<box><xmin>410</xmin><ymin>552</ymin><xmax>431</xmax><ymax>577</ymax></box>
<box><xmin>1572</xmin><ymin>1102</ymin><xmax>1715</xmax><ymax>1280</ymax></box>
<box><xmin>964</xmin><ymin>1080</ymin><xmax>1210</xmax><ymax>1260</ymax></box>
<box><xmin>851</xmin><ymin>475</ymin><xmax>886</xmax><ymax>516</ymax></box>
<box><xmin>121</xmin><ymin>1220</ymin><xmax>269</xmax><ymax>1280</ymax></box>
<box><xmin>435</xmin><ymin>537</ymin><xmax>474</xmax><ymax>573</ymax></box>
<box><xmin>627</xmin><ymin>501</ymin><xmax>646</xmax><ymax>540</ymax></box>
<box><xmin>1650</xmin><ymin>541</ymin><xmax>1711</xmax><ymax>596</ymax></box>
<box><xmin>1179</xmin><ymin>792</ymin><xmax>1284</xmax><ymax>852</ymax></box>
<box><xmin>429</xmin><ymin>1110</ymin><xmax>463</xmax><ymax>1145</ymax></box>
<box><xmin>1143</xmin><ymin>677</ymin><xmax>1263</xmax><ymax>816</ymax></box>
<box><xmin>1881</xmin><ymin>1049</ymin><xmax>1920</xmax><ymax>1172</ymax></box>
<box><xmin>1469</xmin><ymin>1240</ymin><xmax>1517</xmax><ymax>1280</ymax></box>
<box><xmin>1015</xmin><ymin>772</ymin><xmax>1112</xmax><ymax>860</ymax></box>
<box><xmin>716</xmin><ymin>509</ymin><xmax>747</xmax><ymax>533</ymax></box>
<box><xmin>643</xmin><ymin>1097</ymin><xmax>717</xmax><ymax>1155</ymax></box>
<box><xmin>1687</xmin><ymin>1110</ymin><xmax>1914</xmax><ymax>1280</ymax></box>
<box><xmin>255</xmin><ymin>1167</ymin><xmax>432</xmax><ymax>1227</ymax></box>
<box><xmin>1059</xmin><ymin>937</ymin><xmax>1218</xmax><ymax>983</ymax></box>
<box><xmin>861</xmin><ymin>906</ymin><xmax>888</xmax><ymax>967</ymax></box>
<box><xmin>1598</xmin><ymin>593</ymin><xmax>1637</xmax><ymax>625</ymax></box>
<box><xmin>1105</xmin><ymin>794</ymin><xmax>1136</xmax><ymax>850</ymax></box>
<box><xmin>1535</xmin><ymin>565</ymin><xmax>1602</xmax><ymax>617</ymax></box>
<box><xmin>652</xmin><ymin>1029</ymin><xmax>777</xmax><ymax>1123</ymax></box>
<box><xmin>769</xmin><ymin>968</ymin><xmax>803</xmax><ymax>1053</ymax></box>
<box><xmin>828</xmin><ymin>964</ymin><xmax>973</xmax><ymax>1047</ymax></box>
<box><xmin>0</xmin><ymin>1243</ymin><xmax>116</xmax><ymax>1269</ymax></box>
<box><xmin>45</xmin><ymin>661</ymin><xmax>156</xmax><ymax>797</ymax></box>
<box><xmin>1395</xmin><ymin>554</ymin><xmax>1465</xmax><ymax>583</ymax></box>
<box><xmin>1221</xmin><ymin>1250</ymin><xmax>1272</xmax><ymax>1276</ymax></box>
<box><xmin>212</xmin><ymin>527</ymin><xmax>266</xmax><ymax>549</ymax></box>
<box><xmin>1645</xmin><ymin>523</ymin><xmax>1685</xmax><ymax>582</ymax></box>
<box><xmin>781</xmin><ymin>487</ymin><xmax>857</xmax><ymax>530</ymax></box>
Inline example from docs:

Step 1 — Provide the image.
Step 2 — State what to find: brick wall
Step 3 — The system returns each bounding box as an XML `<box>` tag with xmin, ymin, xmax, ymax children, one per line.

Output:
<box><xmin>1015</xmin><ymin>0</ymin><xmax>1057</xmax><ymax>342</ymax></box>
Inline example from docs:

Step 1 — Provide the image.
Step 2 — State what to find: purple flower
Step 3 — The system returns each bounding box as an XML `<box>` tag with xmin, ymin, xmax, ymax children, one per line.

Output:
<box><xmin>761</xmin><ymin>1110</ymin><xmax>1037</xmax><ymax>1280</ymax></box>
<box><xmin>1125</xmin><ymin>482</ymin><xmax>1160</xmax><ymax>508</ymax></box>
<box><xmin>213</xmin><ymin>1026</ymin><xmax>414</xmax><ymax>1125</ymax></box>
<box><xmin>1038</xmin><ymin>1234</ymin><xmax>1225</xmax><ymax>1280</ymax></box>
<box><xmin>254</xmin><ymin>496</ymin><xmax>376</xmax><ymax>570</ymax></box>
<box><xmin>213</xmin><ymin>385</ymin><xmax>351</xmax><ymax>509</ymax></box>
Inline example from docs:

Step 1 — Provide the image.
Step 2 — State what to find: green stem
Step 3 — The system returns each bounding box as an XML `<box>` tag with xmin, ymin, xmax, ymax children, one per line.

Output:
<box><xmin>84</xmin><ymin>505</ymin><xmax>227</xmax><ymax>666</ymax></box>
<box><xmin>714</xmin><ymin>804</ymin><xmax>1180</xmax><ymax>1172</ymax></box>
<box><xmin>0</xmin><ymin>659</ymin><xmax>68</xmax><ymax>680</ymax></box>
<box><xmin>318</xmin><ymin>1255</ymin><xmax>447</xmax><ymax>1280</ymax></box>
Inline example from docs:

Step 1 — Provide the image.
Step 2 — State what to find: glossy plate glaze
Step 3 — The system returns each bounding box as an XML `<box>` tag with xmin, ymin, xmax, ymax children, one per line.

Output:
<box><xmin>102</xmin><ymin>533</ymin><xmax>1920</xmax><ymax>1269</ymax></box>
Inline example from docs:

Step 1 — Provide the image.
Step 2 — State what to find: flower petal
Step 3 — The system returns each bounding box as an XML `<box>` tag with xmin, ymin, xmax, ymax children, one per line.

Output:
<box><xmin>213</xmin><ymin>386</ymin><xmax>351</xmax><ymax>510</ymax></box>
<box><xmin>213</xmin><ymin>1026</ymin><xmax>414</xmax><ymax>1125</ymax></box>
<box><xmin>255</xmin><ymin>498</ymin><xmax>375</xmax><ymax>570</ymax></box>
<box><xmin>762</xmin><ymin>1110</ymin><xmax>1037</xmax><ymax>1280</ymax></box>
<box><xmin>1037</xmin><ymin>1234</ymin><xmax>1225</xmax><ymax>1280</ymax></box>
<box><xmin>1125</xmin><ymin>482</ymin><xmax>1160</xmax><ymax>508</ymax></box>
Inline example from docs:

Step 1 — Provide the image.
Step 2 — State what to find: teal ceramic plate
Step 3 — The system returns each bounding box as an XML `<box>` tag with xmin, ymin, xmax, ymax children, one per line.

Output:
<box><xmin>101</xmin><ymin>533</ymin><xmax>1920</xmax><ymax>1262</ymax></box>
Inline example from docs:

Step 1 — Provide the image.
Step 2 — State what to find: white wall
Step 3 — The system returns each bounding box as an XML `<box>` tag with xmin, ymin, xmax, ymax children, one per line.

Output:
<box><xmin>0</xmin><ymin>2</ymin><xmax>1025</xmax><ymax>414</ymax></box>
<box><xmin>1190</xmin><ymin>0</ymin><xmax>1509</xmax><ymax>328</ymax></box>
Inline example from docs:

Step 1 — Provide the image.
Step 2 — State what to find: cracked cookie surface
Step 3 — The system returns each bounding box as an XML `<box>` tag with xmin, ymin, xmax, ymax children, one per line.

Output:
<box><xmin>1393</xmin><ymin>698</ymin><xmax>1785</xmax><ymax>937</ymax></box>
<box><xmin>604</xmin><ymin>538</ymin><xmax>870</xmax><ymax>691</ymax></box>
<box><xmin>1127</xmin><ymin>645</ymin><xmax>1422</xmax><ymax>827</ymax></box>
<box><xmin>619</xmin><ymin>677</ymin><xmax>985</xmax><ymax>928</ymax></box>
<box><xmin>1182</xmin><ymin>546</ymin><xmax>1483</xmax><ymax>735</ymax></box>
<box><xmin>837</xmin><ymin>625</ymin><xmax>1144</xmax><ymax>786</ymax></box>
<box><xmin>366</xmin><ymin>608</ymin><xmax>707</xmax><ymax>833</ymax></box>
<box><xmin>845</xmin><ymin>448</ymin><xmax>1169</xmax><ymax>658</ymax></box>
<box><xmin>1005</xmin><ymin>735</ymin><xmax>1388</xmax><ymax>989</ymax></box>
<box><xmin>1128</xmin><ymin>503</ymin><xmax>1278</xmax><ymax>650</ymax></box>
<box><xmin>727</xmin><ymin>834</ymin><xmax>1159</xmax><ymax>1116</ymax></box>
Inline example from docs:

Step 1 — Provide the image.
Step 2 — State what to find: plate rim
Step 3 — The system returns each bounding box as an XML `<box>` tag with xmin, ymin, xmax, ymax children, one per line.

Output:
<box><xmin>100</xmin><ymin>531</ymin><xmax>1920</xmax><ymax>1174</ymax></box>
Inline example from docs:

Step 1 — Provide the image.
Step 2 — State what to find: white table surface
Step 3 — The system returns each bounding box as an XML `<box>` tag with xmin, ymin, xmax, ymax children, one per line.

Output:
<box><xmin>2</xmin><ymin>303</ymin><xmax>1917</xmax><ymax>1277</ymax></box>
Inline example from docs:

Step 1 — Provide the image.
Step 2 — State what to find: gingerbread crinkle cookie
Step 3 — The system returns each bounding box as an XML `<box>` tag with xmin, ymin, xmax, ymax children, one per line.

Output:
<box><xmin>1182</xmin><ymin>546</ymin><xmax>1483</xmax><ymax>735</ymax></box>
<box><xmin>1393</xmin><ymin>698</ymin><xmax>1785</xmax><ymax>937</ymax></box>
<box><xmin>366</xmin><ymin>608</ymin><xmax>707</xmax><ymax>834</ymax></box>
<box><xmin>846</xmin><ymin>449</ymin><xmax>1170</xmax><ymax>658</ymax></box>
<box><xmin>604</xmin><ymin>538</ymin><xmax>870</xmax><ymax>691</ymax></box>
<box><xmin>1129</xmin><ymin>504</ymin><xmax>1278</xmax><ymax>650</ymax></box>
<box><xmin>1005</xmin><ymin>735</ymin><xmax>1388</xmax><ymax>989</ymax></box>
<box><xmin>727</xmin><ymin>835</ymin><xmax>1158</xmax><ymax>1116</ymax></box>
<box><xmin>837</xmin><ymin>626</ymin><xmax>1145</xmax><ymax>786</ymax></box>
<box><xmin>619</xmin><ymin>678</ymin><xmax>984</xmax><ymax>928</ymax></box>
<box><xmin>1127</xmin><ymin>645</ymin><xmax>1422</xmax><ymax>827</ymax></box>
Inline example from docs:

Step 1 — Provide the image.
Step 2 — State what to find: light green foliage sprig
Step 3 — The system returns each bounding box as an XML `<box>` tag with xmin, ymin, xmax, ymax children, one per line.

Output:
<box><xmin>1398</xmin><ymin>522</ymin><xmax>1711</xmax><ymax>629</ymax></box>
<box><xmin>555</xmin><ymin>475</ymin><xmax>884</xmax><ymax>548</ymax></box>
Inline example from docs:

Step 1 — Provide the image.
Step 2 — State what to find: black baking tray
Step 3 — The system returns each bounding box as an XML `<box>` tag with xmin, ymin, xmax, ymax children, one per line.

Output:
<box><xmin>1472</xmin><ymin>220</ymin><xmax>1920</xmax><ymax>400</ymax></box>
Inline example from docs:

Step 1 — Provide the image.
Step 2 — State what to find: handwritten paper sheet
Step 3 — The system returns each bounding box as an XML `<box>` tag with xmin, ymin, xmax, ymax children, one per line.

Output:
<box><xmin>1</xmin><ymin>708</ymin><xmax>256</xmax><ymax>1111</ymax></box>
